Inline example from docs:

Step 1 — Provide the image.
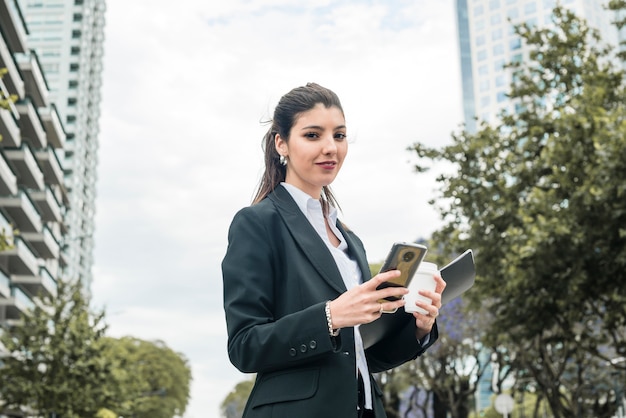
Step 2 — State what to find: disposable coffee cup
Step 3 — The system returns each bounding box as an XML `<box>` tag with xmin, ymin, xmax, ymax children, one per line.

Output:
<box><xmin>404</xmin><ymin>262</ymin><xmax>438</xmax><ymax>314</ymax></box>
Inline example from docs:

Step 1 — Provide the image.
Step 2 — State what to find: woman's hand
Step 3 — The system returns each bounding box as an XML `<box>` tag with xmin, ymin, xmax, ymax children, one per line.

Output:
<box><xmin>412</xmin><ymin>274</ymin><xmax>446</xmax><ymax>339</ymax></box>
<box><xmin>328</xmin><ymin>270</ymin><xmax>408</xmax><ymax>329</ymax></box>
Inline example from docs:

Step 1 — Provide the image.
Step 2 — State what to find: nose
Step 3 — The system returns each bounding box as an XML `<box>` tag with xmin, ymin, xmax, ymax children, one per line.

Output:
<box><xmin>322</xmin><ymin>135</ymin><xmax>337</xmax><ymax>154</ymax></box>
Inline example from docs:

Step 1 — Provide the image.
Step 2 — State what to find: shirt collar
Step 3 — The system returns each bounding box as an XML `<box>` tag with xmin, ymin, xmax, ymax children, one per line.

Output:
<box><xmin>280</xmin><ymin>183</ymin><xmax>338</xmax><ymax>223</ymax></box>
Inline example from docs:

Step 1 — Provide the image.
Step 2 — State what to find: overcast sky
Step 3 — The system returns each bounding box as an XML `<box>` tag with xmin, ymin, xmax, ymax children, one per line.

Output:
<box><xmin>90</xmin><ymin>1</ymin><xmax>464</xmax><ymax>416</ymax></box>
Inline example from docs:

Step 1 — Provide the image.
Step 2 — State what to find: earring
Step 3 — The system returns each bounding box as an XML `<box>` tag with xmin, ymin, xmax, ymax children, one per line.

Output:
<box><xmin>279</xmin><ymin>155</ymin><xmax>287</xmax><ymax>166</ymax></box>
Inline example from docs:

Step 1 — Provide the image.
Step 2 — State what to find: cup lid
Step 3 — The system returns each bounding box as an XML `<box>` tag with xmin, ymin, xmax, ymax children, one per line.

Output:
<box><xmin>418</xmin><ymin>261</ymin><xmax>438</xmax><ymax>273</ymax></box>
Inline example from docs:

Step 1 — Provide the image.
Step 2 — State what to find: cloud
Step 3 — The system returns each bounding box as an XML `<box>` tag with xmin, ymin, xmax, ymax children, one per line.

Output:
<box><xmin>92</xmin><ymin>1</ymin><xmax>462</xmax><ymax>416</ymax></box>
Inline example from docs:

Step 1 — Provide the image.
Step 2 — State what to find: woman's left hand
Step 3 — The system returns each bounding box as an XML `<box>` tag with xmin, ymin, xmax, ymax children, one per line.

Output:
<box><xmin>412</xmin><ymin>274</ymin><xmax>446</xmax><ymax>340</ymax></box>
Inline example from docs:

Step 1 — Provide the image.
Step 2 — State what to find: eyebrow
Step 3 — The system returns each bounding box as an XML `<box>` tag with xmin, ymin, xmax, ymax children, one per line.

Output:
<box><xmin>300</xmin><ymin>125</ymin><xmax>347</xmax><ymax>131</ymax></box>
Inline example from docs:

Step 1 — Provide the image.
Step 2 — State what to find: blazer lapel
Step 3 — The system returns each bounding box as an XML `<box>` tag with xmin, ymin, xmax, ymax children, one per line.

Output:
<box><xmin>269</xmin><ymin>187</ymin><xmax>347</xmax><ymax>294</ymax></box>
<box><xmin>337</xmin><ymin>222</ymin><xmax>372</xmax><ymax>283</ymax></box>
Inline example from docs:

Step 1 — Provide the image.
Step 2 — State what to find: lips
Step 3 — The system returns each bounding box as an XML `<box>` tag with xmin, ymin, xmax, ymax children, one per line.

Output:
<box><xmin>316</xmin><ymin>161</ymin><xmax>337</xmax><ymax>170</ymax></box>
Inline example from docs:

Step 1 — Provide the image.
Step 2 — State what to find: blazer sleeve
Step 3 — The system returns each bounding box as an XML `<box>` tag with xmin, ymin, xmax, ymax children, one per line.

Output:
<box><xmin>222</xmin><ymin>207</ymin><xmax>340</xmax><ymax>374</ymax></box>
<box><xmin>365</xmin><ymin>320</ymin><xmax>438</xmax><ymax>373</ymax></box>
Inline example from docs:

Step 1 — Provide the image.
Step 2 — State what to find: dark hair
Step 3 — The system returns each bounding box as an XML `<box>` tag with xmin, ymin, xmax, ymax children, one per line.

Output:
<box><xmin>252</xmin><ymin>83</ymin><xmax>345</xmax><ymax>208</ymax></box>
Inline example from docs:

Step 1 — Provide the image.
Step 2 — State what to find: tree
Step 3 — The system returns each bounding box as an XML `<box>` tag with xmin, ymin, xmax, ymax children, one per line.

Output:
<box><xmin>410</xmin><ymin>6</ymin><xmax>626</xmax><ymax>418</ymax></box>
<box><xmin>102</xmin><ymin>337</ymin><xmax>192</xmax><ymax>418</ymax></box>
<box><xmin>0</xmin><ymin>279</ymin><xmax>113</xmax><ymax>417</ymax></box>
<box><xmin>607</xmin><ymin>0</ymin><xmax>626</xmax><ymax>60</ymax></box>
<box><xmin>220</xmin><ymin>377</ymin><xmax>254</xmax><ymax>418</ymax></box>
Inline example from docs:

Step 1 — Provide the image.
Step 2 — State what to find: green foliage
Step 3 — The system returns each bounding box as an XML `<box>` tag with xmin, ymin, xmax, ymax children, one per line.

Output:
<box><xmin>410</xmin><ymin>6</ymin><xmax>626</xmax><ymax>418</ymax></box>
<box><xmin>0</xmin><ymin>67</ymin><xmax>18</xmax><ymax>143</ymax></box>
<box><xmin>0</xmin><ymin>280</ymin><xmax>113</xmax><ymax>417</ymax></box>
<box><xmin>220</xmin><ymin>377</ymin><xmax>255</xmax><ymax>418</ymax></box>
<box><xmin>102</xmin><ymin>337</ymin><xmax>192</xmax><ymax>418</ymax></box>
<box><xmin>607</xmin><ymin>0</ymin><xmax>626</xmax><ymax>60</ymax></box>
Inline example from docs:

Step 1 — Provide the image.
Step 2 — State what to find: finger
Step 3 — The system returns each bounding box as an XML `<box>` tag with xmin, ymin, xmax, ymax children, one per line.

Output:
<box><xmin>375</xmin><ymin>286</ymin><xmax>409</xmax><ymax>301</ymax></box>
<box><xmin>367</xmin><ymin>270</ymin><xmax>402</xmax><ymax>289</ymax></box>
<box><xmin>434</xmin><ymin>274</ymin><xmax>446</xmax><ymax>293</ymax></box>
<box><xmin>378</xmin><ymin>299</ymin><xmax>405</xmax><ymax>314</ymax></box>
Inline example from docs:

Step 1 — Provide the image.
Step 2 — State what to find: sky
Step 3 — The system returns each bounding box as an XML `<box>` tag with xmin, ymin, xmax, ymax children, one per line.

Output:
<box><xmin>90</xmin><ymin>1</ymin><xmax>464</xmax><ymax>416</ymax></box>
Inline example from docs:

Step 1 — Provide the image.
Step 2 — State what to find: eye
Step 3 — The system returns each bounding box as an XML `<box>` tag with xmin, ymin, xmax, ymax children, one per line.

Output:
<box><xmin>304</xmin><ymin>132</ymin><xmax>319</xmax><ymax>139</ymax></box>
<box><xmin>334</xmin><ymin>132</ymin><xmax>347</xmax><ymax>141</ymax></box>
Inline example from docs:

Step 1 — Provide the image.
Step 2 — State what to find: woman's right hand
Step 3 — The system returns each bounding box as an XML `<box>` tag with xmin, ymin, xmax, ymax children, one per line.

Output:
<box><xmin>328</xmin><ymin>270</ymin><xmax>408</xmax><ymax>329</ymax></box>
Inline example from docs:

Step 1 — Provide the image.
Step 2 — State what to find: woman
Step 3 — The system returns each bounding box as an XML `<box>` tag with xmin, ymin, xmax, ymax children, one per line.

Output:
<box><xmin>222</xmin><ymin>83</ymin><xmax>445</xmax><ymax>417</ymax></box>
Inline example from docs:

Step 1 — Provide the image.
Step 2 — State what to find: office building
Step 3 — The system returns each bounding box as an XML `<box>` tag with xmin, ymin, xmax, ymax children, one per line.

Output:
<box><xmin>0</xmin><ymin>0</ymin><xmax>67</xmax><ymax>330</ymax></box>
<box><xmin>17</xmin><ymin>0</ymin><xmax>106</xmax><ymax>290</ymax></box>
<box><xmin>455</xmin><ymin>0</ymin><xmax>622</xmax><ymax>132</ymax></box>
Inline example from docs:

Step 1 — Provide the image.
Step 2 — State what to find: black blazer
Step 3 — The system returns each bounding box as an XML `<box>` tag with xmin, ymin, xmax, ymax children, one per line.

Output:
<box><xmin>222</xmin><ymin>185</ymin><xmax>437</xmax><ymax>418</ymax></box>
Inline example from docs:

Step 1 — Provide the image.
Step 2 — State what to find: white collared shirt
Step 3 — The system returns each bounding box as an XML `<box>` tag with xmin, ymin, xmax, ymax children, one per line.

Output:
<box><xmin>281</xmin><ymin>182</ymin><xmax>373</xmax><ymax>409</ymax></box>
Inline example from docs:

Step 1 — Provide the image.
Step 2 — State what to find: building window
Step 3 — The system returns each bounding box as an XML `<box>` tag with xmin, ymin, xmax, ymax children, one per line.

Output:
<box><xmin>476</xmin><ymin>34</ymin><xmax>486</xmax><ymax>46</ymax></box>
<box><xmin>494</xmin><ymin>58</ymin><xmax>506</xmax><ymax>71</ymax></box>
<box><xmin>477</xmin><ymin>49</ymin><xmax>488</xmax><ymax>61</ymax></box>
<box><xmin>492</xmin><ymin>28</ymin><xmax>503</xmax><ymax>40</ymax></box>
<box><xmin>490</xmin><ymin>14</ymin><xmax>502</xmax><ymax>24</ymax></box>
<box><xmin>478</xmin><ymin>65</ymin><xmax>488</xmax><ymax>76</ymax></box>
<box><xmin>510</xmin><ymin>37</ymin><xmax>521</xmax><ymax>50</ymax></box>
<box><xmin>495</xmin><ymin>75</ymin><xmax>506</xmax><ymax>87</ymax></box>
<box><xmin>71</xmin><ymin>46</ymin><xmax>80</xmax><ymax>55</ymax></box>
<box><xmin>68</xmin><ymin>97</ymin><xmax>77</xmax><ymax>106</ymax></box>
<box><xmin>480</xmin><ymin>79</ymin><xmax>490</xmax><ymax>92</ymax></box>
<box><xmin>544</xmin><ymin>0</ymin><xmax>556</xmax><ymax>9</ymax></box>
<box><xmin>67</xmin><ymin>115</ymin><xmax>76</xmax><ymax>124</ymax></box>
<box><xmin>524</xmin><ymin>2</ymin><xmax>537</xmax><ymax>15</ymax></box>
<box><xmin>480</xmin><ymin>96</ymin><xmax>490</xmax><ymax>107</ymax></box>
<box><xmin>489</xmin><ymin>0</ymin><xmax>500</xmax><ymax>10</ymax></box>
<box><xmin>72</xmin><ymin>29</ymin><xmax>81</xmax><ymax>38</ymax></box>
<box><xmin>474</xmin><ymin>5</ymin><xmax>485</xmax><ymax>16</ymax></box>
<box><xmin>69</xmin><ymin>63</ymin><xmax>80</xmax><ymax>72</ymax></box>
<box><xmin>75</xmin><ymin>0</ymin><xmax>84</xmax><ymax>4</ymax></box>
<box><xmin>68</xmin><ymin>80</ymin><xmax>79</xmax><ymax>89</ymax></box>
<box><xmin>493</xmin><ymin>44</ymin><xmax>505</xmax><ymax>56</ymax></box>
<box><xmin>497</xmin><ymin>91</ymin><xmax>508</xmax><ymax>102</ymax></box>
<box><xmin>475</xmin><ymin>19</ymin><xmax>485</xmax><ymax>31</ymax></box>
<box><xmin>507</xmin><ymin>8</ymin><xmax>519</xmax><ymax>20</ymax></box>
<box><xmin>73</xmin><ymin>13</ymin><xmax>82</xmax><ymax>22</ymax></box>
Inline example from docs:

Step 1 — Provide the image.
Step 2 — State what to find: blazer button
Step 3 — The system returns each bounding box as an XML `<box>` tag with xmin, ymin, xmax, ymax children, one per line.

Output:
<box><xmin>300</xmin><ymin>344</ymin><xmax>308</xmax><ymax>353</ymax></box>
<box><xmin>289</xmin><ymin>348</ymin><xmax>297</xmax><ymax>357</ymax></box>
<box><xmin>309</xmin><ymin>340</ymin><xmax>317</xmax><ymax>350</ymax></box>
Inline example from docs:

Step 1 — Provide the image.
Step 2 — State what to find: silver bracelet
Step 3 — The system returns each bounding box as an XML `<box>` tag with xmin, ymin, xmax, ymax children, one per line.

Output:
<box><xmin>325</xmin><ymin>301</ymin><xmax>340</xmax><ymax>337</ymax></box>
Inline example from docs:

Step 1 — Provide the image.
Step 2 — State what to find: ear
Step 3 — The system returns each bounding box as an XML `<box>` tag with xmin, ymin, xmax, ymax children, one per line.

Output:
<box><xmin>275</xmin><ymin>133</ymin><xmax>288</xmax><ymax>157</ymax></box>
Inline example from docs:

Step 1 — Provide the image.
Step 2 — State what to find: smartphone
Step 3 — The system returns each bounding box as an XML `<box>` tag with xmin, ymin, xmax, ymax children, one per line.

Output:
<box><xmin>376</xmin><ymin>242</ymin><xmax>428</xmax><ymax>301</ymax></box>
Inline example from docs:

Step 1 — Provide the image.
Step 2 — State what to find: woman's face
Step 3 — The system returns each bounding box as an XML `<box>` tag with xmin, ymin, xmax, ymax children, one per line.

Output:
<box><xmin>275</xmin><ymin>103</ymin><xmax>347</xmax><ymax>199</ymax></box>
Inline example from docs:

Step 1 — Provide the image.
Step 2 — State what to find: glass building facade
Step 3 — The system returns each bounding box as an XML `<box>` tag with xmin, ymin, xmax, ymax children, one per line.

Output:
<box><xmin>17</xmin><ymin>0</ymin><xmax>106</xmax><ymax>290</ymax></box>
<box><xmin>455</xmin><ymin>0</ymin><xmax>621</xmax><ymax>132</ymax></box>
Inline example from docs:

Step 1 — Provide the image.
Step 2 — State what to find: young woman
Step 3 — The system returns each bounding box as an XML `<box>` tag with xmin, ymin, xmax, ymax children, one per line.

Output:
<box><xmin>222</xmin><ymin>83</ymin><xmax>445</xmax><ymax>418</ymax></box>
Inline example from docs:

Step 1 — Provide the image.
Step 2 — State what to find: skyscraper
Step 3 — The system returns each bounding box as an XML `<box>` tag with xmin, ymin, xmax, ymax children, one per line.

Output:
<box><xmin>17</xmin><ymin>0</ymin><xmax>106</xmax><ymax>289</ymax></box>
<box><xmin>0</xmin><ymin>0</ymin><xmax>67</xmax><ymax>328</ymax></box>
<box><xmin>455</xmin><ymin>0</ymin><xmax>621</xmax><ymax>132</ymax></box>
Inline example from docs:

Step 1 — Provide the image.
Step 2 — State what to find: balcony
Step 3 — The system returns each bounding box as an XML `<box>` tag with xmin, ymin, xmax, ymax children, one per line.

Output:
<box><xmin>35</xmin><ymin>147</ymin><xmax>63</xmax><ymax>186</ymax></box>
<box><xmin>0</xmin><ymin>35</ymin><xmax>25</xmax><ymax>98</ymax></box>
<box><xmin>15</xmin><ymin>52</ymin><xmax>49</xmax><ymax>109</ymax></box>
<box><xmin>3</xmin><ymin>146</ymin><xmax>44</xmax><ymax>190</ymax></box>
<box><xmin>11</xmin><ymin>267</ymin><xmax>57</xmax><ymax>299</ymax></box>
<box><xmin>29</xmin><ymin>186</ymin><xmax>62</xmax><ymax>223</ymax></box>
<box><xmin>16</xmin><ymin>98</ymin><xmax>47</xmax><ymax>149</ymax></box>
<box><xmin>0</xmin><ymin>0</ymin><xmax>28</xmax><ymax>53</ymax></box>
<box><xmin>0</xmin><ymin>152</ymin><xmax>17</xmax><ymax>195</ymax></box>
<box><xmin>0</xmin><ymin>268</ymin><xmax>9</xmax><ymax>298</ymax></box>
<box><xmin>0</xmin><ymin>105</ymin><xmax>21</xmax><ymax>148</ymax></box>
<box><xmin>20</xmin><ymin>226</ymin><xmax>59</xmax><ymax>259</ymax></box>
<box><xmin>0</xmin><ymin>237</ymin><xmax>39</xmax><ymax>276</ymax></box>
<box><xmin>0</xmin><ymin>190</ymin><xmax>43</xmax><ymax>233</ymax></box>
<box><xmin>0</xmin><ymin>285</ymin><xmax>35</xmax><ymax>320</ymax></box>
<box><xmin>38</xmin><ymin>105</ymin><xmax>66</xmax><ymax>149</ymax></box>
